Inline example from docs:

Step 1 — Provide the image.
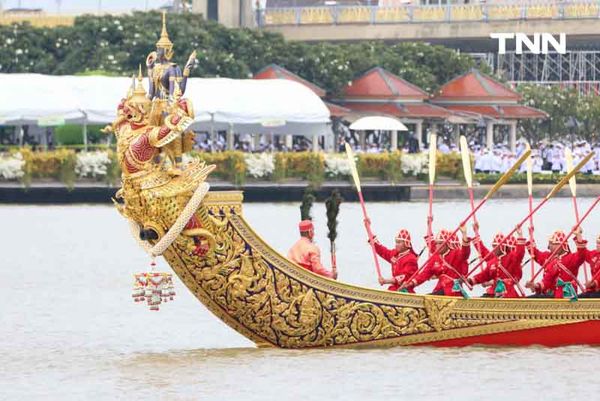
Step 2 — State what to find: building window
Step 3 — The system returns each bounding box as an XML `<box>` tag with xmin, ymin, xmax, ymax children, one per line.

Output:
<box><xmin>207</xmin><ymin>0</ymin><xmax>219</xmax><ymax>21</ymax></box>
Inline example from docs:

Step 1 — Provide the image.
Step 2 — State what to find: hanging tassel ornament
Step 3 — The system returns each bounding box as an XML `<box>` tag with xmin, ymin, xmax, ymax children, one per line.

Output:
<box><xmin>131</xmin><ymin>259</ymin><xmax>176</xmax><ymax>311</ymax></box>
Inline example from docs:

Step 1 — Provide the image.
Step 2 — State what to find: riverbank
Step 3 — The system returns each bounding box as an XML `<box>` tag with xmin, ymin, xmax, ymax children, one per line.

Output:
<box><xmin>1</xmin><ymin>180</ymin><xmax>597</xmax><ymax>203</ymax></box>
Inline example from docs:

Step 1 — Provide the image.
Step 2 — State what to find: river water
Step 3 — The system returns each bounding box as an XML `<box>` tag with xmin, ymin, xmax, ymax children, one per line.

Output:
<box><xmin>2</xmin><ymin>198</ymin><xmax>600</xmax><ymax>400</ymax></box>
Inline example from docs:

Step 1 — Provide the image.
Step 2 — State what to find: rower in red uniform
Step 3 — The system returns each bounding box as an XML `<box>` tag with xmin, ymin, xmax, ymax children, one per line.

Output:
<box><xmin>525</xmin><ymin>228</ymin><xmax>587</xmax><ymax>298</ymax></box>
<box><xmin>288</xmin><ymin>220</ymin><xmax>337</xmax><ymax>280</ymax></box>
<box><xmin>467</xmin><ymin>226</ymin><xmax>526</xmax><ymax>298</ymax></box>
<box><xmin>581</xmin><ymin>234</ymin><xmax>600</xmax><ymax>298</ymax></box>
<box><xmin>369</xmin><ymin>229</ymin><xmax>418</xmax><ymax>292</ymax></box>
<box><xmin>402</xmin><ymin>226</ymin><xmax>471</xmax><ymax>296</ymax></box>
<box><xmin>505</xmin><ymin>234</ymin><xmax>527</xmax><ymax>287</ymax></box>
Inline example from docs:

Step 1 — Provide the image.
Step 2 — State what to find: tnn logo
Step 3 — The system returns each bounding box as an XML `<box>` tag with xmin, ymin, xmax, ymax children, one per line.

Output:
<box><xmin>490</xmin><ymin>33</ymin><xmax>567</xmax><ymax>54</ymax></box>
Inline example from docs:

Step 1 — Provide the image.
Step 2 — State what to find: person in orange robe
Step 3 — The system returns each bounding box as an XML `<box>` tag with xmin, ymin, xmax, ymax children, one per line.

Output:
<box><xmin>369</xmin><ymin>229</ymin><xmax>418</xmax><ymax>292</ymax></box>
<box><xmin>525</xmin><ymin>228</ymin><xmax>587</xmax><ymax>298</ymax></box>
<box><xmin>580</xmin><ymin>234</ymin><xmax>600</xmax><ymax>298</ymax></box>
<box><xmin>288</xmin><ymin>220</ymin><xmax>337</xmax><ymax>279</ymax></box>
<box><xmin>467</xmin><ymin>226</ymin><xmax>526</xmax><ymax>298</ymax></box>
<box><xmin>402</xmin><ymin>226</ymin><xmax>471</xmax><ymax>296</ymax></box>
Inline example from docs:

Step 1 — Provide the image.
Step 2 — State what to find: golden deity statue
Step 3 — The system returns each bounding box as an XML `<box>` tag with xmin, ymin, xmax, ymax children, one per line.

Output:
<box><xmin>104</xmin><ymin>66</ymin><xmax>214</xmax><ymax>258</ymax></box>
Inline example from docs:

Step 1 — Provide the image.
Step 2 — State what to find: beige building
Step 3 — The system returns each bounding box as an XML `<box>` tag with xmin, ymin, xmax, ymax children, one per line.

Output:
<box><xmin>192</xmin><ymin>0</ymin><xmax>256</xmax><ymax>28</ymax></box>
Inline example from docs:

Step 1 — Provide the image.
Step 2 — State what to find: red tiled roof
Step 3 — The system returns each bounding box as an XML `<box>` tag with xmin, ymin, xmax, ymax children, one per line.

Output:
<box><xmin>342</xmin><ymin>67</ymin><xmax>429</xmax><ymax>100</ymax></box>
<box><xmin>254</xmin><ymin>64</ymin><xmax>326</xmax><ymax>97</ymax></box>
<box><xmin>443</xmin><ymin>104</ymin><xmax>548</xmax><ymax>119</ymax></box>
<box><xmin>432</xmin><ymin>69</ymin><xmax>521</xmax><ymax>102</ymax></box>
<box><xmin>325</xmin><ymin>101</ymin><xmax>351</xmax><ymax>117</ymax></box>
<box><xmin>342</xmin><ymin>102</ymin><xmax>450</xmax><ymax>118</ymax></box>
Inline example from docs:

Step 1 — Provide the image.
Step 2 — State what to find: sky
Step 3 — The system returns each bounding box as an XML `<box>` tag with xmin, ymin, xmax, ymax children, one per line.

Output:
<box><xmin>1</xmin><ymin>0</ymin><xmax>169</xmax><ymax>13</ymax></box>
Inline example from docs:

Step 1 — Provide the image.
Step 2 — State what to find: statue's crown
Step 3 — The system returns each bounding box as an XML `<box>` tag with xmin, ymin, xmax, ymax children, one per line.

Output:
<box><xmin>156</xmin><ymin>11</ymin><xmax>173</xmax><ymax>50</ymax></box>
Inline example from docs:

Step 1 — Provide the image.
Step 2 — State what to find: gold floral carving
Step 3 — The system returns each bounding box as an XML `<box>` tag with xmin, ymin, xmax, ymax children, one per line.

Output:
<box><xmin>158</xmin><ymin>192</ymin><xmax>533</xmax><ymax>348</ymax></box>
<box><xmin>122</xmin><ymin>189</ymin><xmax>600</xmax><ymax>348</ymax></box>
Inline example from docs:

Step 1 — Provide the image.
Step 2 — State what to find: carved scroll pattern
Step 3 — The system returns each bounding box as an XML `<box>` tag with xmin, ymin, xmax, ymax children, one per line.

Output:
<box><xmin>163</xmin><ymin>205</ymin><xmax>500</xmax><ymax>348</ymax></box>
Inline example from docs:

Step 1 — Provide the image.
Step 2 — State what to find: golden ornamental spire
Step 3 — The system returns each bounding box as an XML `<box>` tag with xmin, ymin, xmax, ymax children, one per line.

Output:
<box><xmin>130</xmin><ymin>65</ymin><xmax>150</xmax><ymax>107</ymax></box>
<box><xmin>156</xmin><ymin>11</ymin><xmax>173</xmax><ymax>49</ymax></box>
<box><xmin>126</xmin><ymin>74</ymin><xmax>135</xmax><ymax>99</ymax></box>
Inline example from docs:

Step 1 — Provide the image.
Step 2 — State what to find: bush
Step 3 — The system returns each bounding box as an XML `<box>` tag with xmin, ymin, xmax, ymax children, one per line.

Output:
<box><xmin>436</xmin><ymin>152</ymin><xmax>463</xmax><ymax>179</ymax></box>
<box><xmin>20</xmin><ymin>148</ymin><xmax>77</xmax><ymax>188</ymax></box>
<box><xmin>273</xmin><ymin>152</ymin><xmax>325</xmax><ymax>187</ymax></box>
<box><xmin>104</xmin><ymin>149</ymin><xmax>121</xmax><ymax>186</ymax></box>
<box><xmin>357</xmin><ymin>151</ymin><xmax>403</xmax><ymax>182</ymax></box>
<box><xmin>189</xmin><ymin>150</ymin><xmax>246</xmax><ymax>185</ymax></box>
<box><xmin>357</xmin><ymin>153</ymin><xmax>388</xmax><ymax>180</ymax></box>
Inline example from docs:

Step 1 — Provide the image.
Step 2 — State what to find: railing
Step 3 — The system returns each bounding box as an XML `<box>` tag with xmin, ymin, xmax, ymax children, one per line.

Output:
<box><xmin>262</xmin><ymin>2</ymin><xmax>600</xmax><ymax>26</ymax></box>
<box><xmin>0</xmin><ymin>14</ymin><xmax>76</xmax><ymax>27</ymax></box>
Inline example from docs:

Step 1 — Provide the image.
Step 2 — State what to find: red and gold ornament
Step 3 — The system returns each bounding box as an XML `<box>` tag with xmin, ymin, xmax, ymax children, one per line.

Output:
<box><xmin>131</xmin><ymin>260</ymin><xmax>176</xmax><ymax>311</ymax></box>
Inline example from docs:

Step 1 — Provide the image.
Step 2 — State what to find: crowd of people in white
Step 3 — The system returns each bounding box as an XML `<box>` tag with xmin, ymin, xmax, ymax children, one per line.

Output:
<box><xmin>190</xmin><ymin>130</ymin><xmax>600</xmax><ymax>175</ymax></box>
<box><xmin>469</xmin><ymin>140</ymin><xmax>600</xmax><ymax>175</ymax></box>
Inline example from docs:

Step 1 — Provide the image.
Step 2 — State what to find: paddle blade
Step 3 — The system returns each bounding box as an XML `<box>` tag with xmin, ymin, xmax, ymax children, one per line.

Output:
<box><xmin>484</xmin><ymin>148</ymin><xmax>531</xmax><ymax>200</ymax></box>
<box><xmin>344</xmin><ymin>142</ymin><xmax>361</xmax><ymax>192</ymax></box>
<box><xmin>525</xmin><ymin>143</ymin><xmax>533</xmax><ymax>196</ymax></box>
<box><xmin>565</xmin><ymin>148</ymin><xmax>577</xmax><ymax>196</ymax></box>
<box><xmin>546</xmin><ymin>152</ymin><xmax>593</xmax><ymax>200</ymax></box>
<box><xmin>428</xmin><ymin>133</ymin><xmax>437</xmax><ymax>185</ymax></box>
<box><xmin>459</xmin><ymin>136</ymin><xmax>473</xmax><ymax>188</ymax></box>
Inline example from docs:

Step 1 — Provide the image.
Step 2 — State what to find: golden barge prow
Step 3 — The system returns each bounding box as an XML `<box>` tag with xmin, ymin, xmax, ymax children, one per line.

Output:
<box><xmin>155</xmin><ymin>190</ymin><xmax>600</xmax><ymax>348</ymax></box>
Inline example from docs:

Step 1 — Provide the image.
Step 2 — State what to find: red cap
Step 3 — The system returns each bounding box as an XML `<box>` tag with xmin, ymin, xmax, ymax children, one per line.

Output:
<box><xmin>549</xmin><ymin>230</ymin><xmax>569</xmax><ymax>252</ymax></box>
<box><xmin>504</xmin><ymin>235</ymin><xmax>516</xmax><ymax>249</ymax></box>
<box><xmin>299</xmin><ymin>220</ymin><xmax>314</xmax><ymax>232</ymax></box>
<box><xmin>395</xmin><ymin>229</ymin><xmax>412</xmax><ymax>247</ymax></box>
<box><xmin>492</xmin><ymin>233</ymin><xmax>505</xmax><ymax>247</ymax></box>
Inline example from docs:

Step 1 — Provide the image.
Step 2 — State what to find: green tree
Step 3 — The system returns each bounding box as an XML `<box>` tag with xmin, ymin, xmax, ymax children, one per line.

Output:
<box><xmin>517</xmin><ymin>84</ymin><xmax>578</xmax><ymax>144</ymax></box>
<box><xmin>576</xmin><ymin>94</ymin><xmax>600</xmax><ymax>143</ymax></box>
<box><xmin>0</xmin><ymin>11</ymin><xmax>478</xmax><ymax>96</ymax></box>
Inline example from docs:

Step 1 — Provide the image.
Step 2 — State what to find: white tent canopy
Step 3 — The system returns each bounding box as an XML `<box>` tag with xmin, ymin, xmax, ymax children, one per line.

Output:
<box><xmin>0</xmin><ymin>74</ymin><xmax>331</xmax><ymax>137</ymax></box>
<box><xmin>349</xmin><ymin>116</ymin><xmax>408</xmax><ymax>131</ymax></box>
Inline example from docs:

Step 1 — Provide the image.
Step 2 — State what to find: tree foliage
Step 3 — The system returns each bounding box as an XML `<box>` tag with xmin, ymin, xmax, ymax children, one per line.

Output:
<box><xmin>518</xmin><ymin>84</ymin><xmax>600</xmax><ymax>144</ymax></box>
<box><xmin>0</xmin><ymin>11</ymin><xmax>477</xmax><ymax>95</ymax></box>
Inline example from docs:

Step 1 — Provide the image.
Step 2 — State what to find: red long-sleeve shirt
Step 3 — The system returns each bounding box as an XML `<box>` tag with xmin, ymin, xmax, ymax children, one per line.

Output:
<box><xmin>506</xmin><ymin>238</ymin><xmax>526</xmax><ymax>283</ymax></box>
<box><xmin>373</xmin><ymin>241</ymin><xmax>418</xmax><ymax>292</ymax></box>
<box><xmin>413</xmin><ymin>242</ymin><xmax>471</xmax><ymax>296</ymax></box>
<box><xmin>471</xmin><ymin>238</ymin><xmax>526</xmax><ymax>298</ymax></box>
<box><xmin>585</xmin><ymin>249</ymin><xmax>600</xmax><ymax>288</ymax></box>
<box><xmin>533</xmin><ymin>240</ymin><xmax>587</xmax><ymax>298</ymax></box>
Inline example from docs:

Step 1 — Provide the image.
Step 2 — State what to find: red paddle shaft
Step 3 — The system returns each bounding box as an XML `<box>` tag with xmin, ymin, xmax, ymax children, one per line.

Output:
<box><xmin>528</xmin><ymin>195</ymin><xmax>535</xmax><ymax>278</ymax></box>
<box><xmin>357</xmin><ymin>190</ymin><xmax>383</xmax><ymax>282</ymax></box>
<box><xmin>427</xmin><ymin>184</ymin><xmax>434</xmax><ymax>238</ymax></box>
